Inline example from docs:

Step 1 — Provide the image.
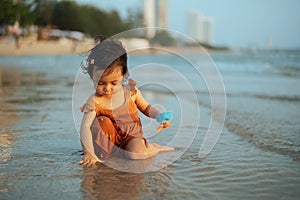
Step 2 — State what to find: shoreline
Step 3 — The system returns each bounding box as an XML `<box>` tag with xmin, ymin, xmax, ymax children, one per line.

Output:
<box><xmin>0</xmin><ymin>37</ymin><xmax>234</xmax><ymax>56</ymax></box>
<box><xmin>0</xmin><ymin>37</ymin><xmax>93</xmax><ymax>56</ymax></box>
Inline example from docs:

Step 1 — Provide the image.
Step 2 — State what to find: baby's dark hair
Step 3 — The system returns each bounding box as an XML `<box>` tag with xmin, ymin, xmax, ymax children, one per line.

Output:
<box><xmin>81</xmin><ymin>35</ymin><xmax>128</xmax><ymax>79</ymax></box>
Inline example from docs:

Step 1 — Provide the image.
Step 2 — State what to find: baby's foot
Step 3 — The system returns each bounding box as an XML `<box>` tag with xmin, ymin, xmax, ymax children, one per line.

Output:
<box><xmin>152</xmin><ymin>143</ymin><xmax>174</xmax><ymax>152</ymax></box>
<box><xmin>159</xmin><ymin>146</ymin><xmax>175</xmax><ymax>152</ymax></box>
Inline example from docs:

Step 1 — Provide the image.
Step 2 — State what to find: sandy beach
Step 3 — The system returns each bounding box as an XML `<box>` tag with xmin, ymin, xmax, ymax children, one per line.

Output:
<box><xmin>0</xmin><ymin>36</ymin><xmax>94</xmax><ymax>56</ymax></box>
<box><xmin>0</xmin><ymin>36</ymin><xmax>232</xmax><ymax>56</ymax></box>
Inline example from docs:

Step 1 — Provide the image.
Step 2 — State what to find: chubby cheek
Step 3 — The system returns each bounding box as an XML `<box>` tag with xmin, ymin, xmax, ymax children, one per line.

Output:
<box><xmin>110</xmin><ymin>84</ymin><xmax>123</xmax><ymax>93</ymax></box>
<box><xmin>95</xmin><ymin>85</ymin><xmax>104</xmax><ymax>93</ymax></box>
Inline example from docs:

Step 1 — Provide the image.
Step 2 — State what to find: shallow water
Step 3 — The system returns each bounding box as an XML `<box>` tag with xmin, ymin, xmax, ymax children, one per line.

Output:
<box><xmin>0</xmin><ymin>51</ymin><xmax>300</xmax><ymax>199</ymax></box>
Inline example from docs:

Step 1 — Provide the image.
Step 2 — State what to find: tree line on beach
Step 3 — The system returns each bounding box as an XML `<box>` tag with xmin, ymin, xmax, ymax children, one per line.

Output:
<box><xmin>1</xmin><ymin>0</ymin><xmax>226</xmax><ymax>48</ymax></box>
<box><xmin>0</xmin><ymin>0</ymin><xmax>138</xmax><ymax>37</ymax></box>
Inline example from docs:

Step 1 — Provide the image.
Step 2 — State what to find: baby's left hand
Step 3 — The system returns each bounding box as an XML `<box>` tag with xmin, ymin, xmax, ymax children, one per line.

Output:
<box><xmin>156</xmin><ymin>120</ymin><xmax>171</xmax><ymax>132</ymax></box>
<box><xmin>156</xmin><ymin>112</ymin><xmax>173</xmax><ymax>132</ymax></box>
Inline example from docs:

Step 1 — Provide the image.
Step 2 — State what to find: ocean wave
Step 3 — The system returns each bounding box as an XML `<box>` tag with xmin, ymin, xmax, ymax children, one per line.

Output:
<box><xmin>226</xmin><ymin>114</ymin><xmax>300</xmax><ymax>161</ymax></box>
<box><xmin>211</xmin><ymin>50</ymin><xmax>300</xmax><ymax>77</ymax></box>
<box><xmin>254</xmin><ymin>94</ymin><xmax>300</xmax><ymax>102</ymax></box>
<box><xmin>226</xmin><ymin>93</ymin><xmax>300</xmax><ymax>103</ymax></box>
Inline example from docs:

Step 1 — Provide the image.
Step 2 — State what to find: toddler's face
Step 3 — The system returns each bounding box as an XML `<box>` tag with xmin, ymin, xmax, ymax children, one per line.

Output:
<box><xmin>93</xmin><ymin>67</ymin><xmax>124</xmax><ymax>96</ymax></box>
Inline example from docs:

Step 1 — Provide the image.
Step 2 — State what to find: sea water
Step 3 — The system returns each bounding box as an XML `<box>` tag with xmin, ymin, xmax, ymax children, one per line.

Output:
<box><xmin>0</xmin><ymin>50</ymin><xmax>299</xmax><ymax>199</ymax></box>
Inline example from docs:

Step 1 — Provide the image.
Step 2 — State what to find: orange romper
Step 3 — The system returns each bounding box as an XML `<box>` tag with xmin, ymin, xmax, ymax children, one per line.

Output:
<box><xmin>81</xmin><ymin>85</ymin><xmax>146</xmax><ymax>159</ymax></box>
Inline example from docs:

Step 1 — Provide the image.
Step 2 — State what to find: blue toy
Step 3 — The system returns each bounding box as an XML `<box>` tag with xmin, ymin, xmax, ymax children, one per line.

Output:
<box><xmin>156</xmin><ymin>111</ymin><xmax>173</xmax><ymax>123</ymax></box>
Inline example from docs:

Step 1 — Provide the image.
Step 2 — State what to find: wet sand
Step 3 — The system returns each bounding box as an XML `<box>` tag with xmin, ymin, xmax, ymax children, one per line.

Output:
<box><xmin>0</xmin><ymin>54</ymin><xmax>299</xmax><ymax>199</ymax></box>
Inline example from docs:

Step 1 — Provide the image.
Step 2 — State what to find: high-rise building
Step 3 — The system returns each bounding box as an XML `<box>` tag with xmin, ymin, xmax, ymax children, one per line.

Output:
<box><xmin>202</xmin><ymin>17</ymin><xmax>214</xmax><ymax>44</ymax></box>
<box><xmin>186</xmin><ymin>11</ymin><xmax>201</xmax><ymax>41</ymax></box>
<box><xmin>186</xmin><ymin>11</ymin><xmax>214</xmax><ymax>44</ymax></box>
<box><xmin>143</xmin><ymin>0</ymin><xmax>156</xmax><ymax>38</ymax></box>
<box><xmin>156</xmin><ymin>0</ymin><xmax>168</xmax><ymax>29</ymax></box>
<box><xmin>143</xmin><ymin>0</ymin><xmax>168</xmax><ymax>38</ymax></box>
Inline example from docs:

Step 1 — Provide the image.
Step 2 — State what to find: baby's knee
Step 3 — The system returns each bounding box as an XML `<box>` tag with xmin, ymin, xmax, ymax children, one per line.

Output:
<box><xmin>125</xmin><ymin>138</ymin><xmax>147</xmax><ymax>153</ymax></box>
<box><xmin>124</xmin><ymin>139</ymin><xmax>159</xmax><ymax>160</ymax></box>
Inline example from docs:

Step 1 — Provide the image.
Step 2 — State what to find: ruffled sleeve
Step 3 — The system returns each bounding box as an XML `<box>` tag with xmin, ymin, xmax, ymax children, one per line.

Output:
<box><xmin>128</xmin><ymin>78</ymin><xmax>138</xmax><ymax>96</ymax></box>
<box><xmin>80</xmin><ymin>96</ymin><xmax>95</xmax><ymax>113</ymax></box>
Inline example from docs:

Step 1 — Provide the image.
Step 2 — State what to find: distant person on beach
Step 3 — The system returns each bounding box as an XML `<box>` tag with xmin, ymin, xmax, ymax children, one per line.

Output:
<box><xmin>78</xmin><ymin>36</ymin><xmax>173</xmax><ymax>166</ymax></box>
<box><xmin>8</xmin><ymin>22</ymin><xmax>22</xmax><ymax>49</ymax></box>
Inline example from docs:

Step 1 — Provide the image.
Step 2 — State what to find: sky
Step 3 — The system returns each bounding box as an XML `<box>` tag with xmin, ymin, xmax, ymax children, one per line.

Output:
<box><xmin>77</xmin><ymin>0</ymin><xmax>300</xmax><ymax>49</ymax></box>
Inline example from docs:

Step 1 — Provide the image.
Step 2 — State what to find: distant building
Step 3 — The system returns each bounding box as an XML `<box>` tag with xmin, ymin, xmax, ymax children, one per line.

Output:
<box><xmin>267</xmin><ymin>36</ymin><xmax>273</xmax><ymax>49</ymax></box>
<box><xmin>186</xmin><ymin>11</ymin><xmax>214</xmax><ymax>44</ymax></box>
<box><xmin>143</xmin><ymin>0</ymin><xmax>156</xmax><ymax>38</ymax></box>
<box><xmin>202</xmin><ymin>17</ymin><xmax>214</xmax><ymax>44</ymax></box>
<box><xmin>143</xmin><ymin>0</ymin><xmax>168</xmax><ymax>38</ymax></box>
<box><xmin>156</xmin><ymin>0</ymin><xmax>168</xmax><ymax>29</ymax></box>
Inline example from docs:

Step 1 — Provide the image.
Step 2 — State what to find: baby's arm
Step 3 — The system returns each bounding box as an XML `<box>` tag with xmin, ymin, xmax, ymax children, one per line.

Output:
<box><xmin>135</xmin><ymin>89</ymin><xmax>171</xmax><ymax>130</ymax></box>
<box><xmin>79</xmin><ymin>110</ymin><xmax>102</xmax><ymax>166</ymax></box>
<box><xmin>135</xmin><ymin>89</ymin><xmax>161</xmax><ymax>118</ymax></box>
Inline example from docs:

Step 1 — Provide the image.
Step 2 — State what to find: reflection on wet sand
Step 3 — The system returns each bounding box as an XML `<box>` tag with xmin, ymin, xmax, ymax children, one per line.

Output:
<box><xmin>0</xmin><ymin>66</ymin><xmax>53</xmax><ymax>186</ymax></box>
<box><xmin>0</xmin><ymin>68</ymin><xmax>21</xmax><ymax>194</ymax></box>
<box><xmin>81</xmin><ymin>157</ymin><xmax>155</xmax><ymax>199</ymax></box>
<box><xmin>80</xmin><ymin>159</ymin><xmax>173</xmax><ymax>200</ymax></box>
<box><xmin>0</xmin><ymin>66</ymin><xmax>55</xmax><ymax>156</ymax></box>
<box><xmin>0</xmin><ymin>67</ymin><xmax>56</xmax><ymax>107</ymax></box>
<box><xmin>81</xmin><ymin>165</ymin><xmax>145</xmax><ymax>199</ymax></box>
<box><xmin>0</xmin><ymin>67</ymin><xmax>50</xmax><ymax>95</ymax></box>
<box><xmin>0</xmin><ymin>68</ymin><xmax>22</xmax><ymax>163</ymax></box>
<box><xmin>0</xmin><ymin>64</ymin><xmax>79</xmax><ymax>198</ymax></box>
<box><xmin>0</xmin><ymin>130</ymin><xmax>13</xmax><ymax>162</ymax></box>
<box><xmin>104</xmin><ymin>155</ymin><xmax>157</xmax><ymax>173</ymax></box>
<box><xmin>0</xmin><ymin>68</ymin><xmax>21</xmax><ymax>96</ymax></box>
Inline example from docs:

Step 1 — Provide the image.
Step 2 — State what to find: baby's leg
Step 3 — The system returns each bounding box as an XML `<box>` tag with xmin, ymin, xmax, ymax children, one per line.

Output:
<box><xmin>91</xmin><ymin>116</ymin><xmax>118</xmax><ymax>159</ymax></box>
<box><xmin>124</xmin><ymin>138</ymin><xmax>174</xmax><ymax>160</ymax></box>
